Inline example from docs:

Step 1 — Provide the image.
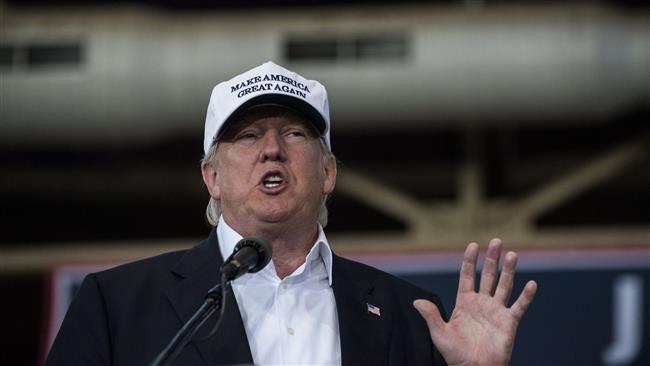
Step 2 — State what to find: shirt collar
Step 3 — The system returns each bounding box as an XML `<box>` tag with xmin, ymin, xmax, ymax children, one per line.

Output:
<box><xmin>216</xmin><ymin>215</ymin><xmax>333</xmax><ymax>286</ymax></box>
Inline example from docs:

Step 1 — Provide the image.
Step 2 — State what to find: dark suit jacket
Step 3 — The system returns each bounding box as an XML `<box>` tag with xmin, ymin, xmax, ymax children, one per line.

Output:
<box><xmin>45</xmin><ymin>228</ymin><xmax>448</xmax><ymax>365</ymax></box>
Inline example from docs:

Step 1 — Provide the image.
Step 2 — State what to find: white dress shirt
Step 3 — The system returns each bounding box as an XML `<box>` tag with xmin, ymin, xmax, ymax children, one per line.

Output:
<box><xmin>217</xmin><ymin>216</ymin><xmax>342</xmax><ymax>366</ymax></box>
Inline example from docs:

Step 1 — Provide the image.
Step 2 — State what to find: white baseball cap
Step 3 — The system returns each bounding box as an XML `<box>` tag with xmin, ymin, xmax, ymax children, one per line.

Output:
<box><xmin>203</xmin><ymin>61</ymin><xmax>331</xmax><ymax>154</ymax></box>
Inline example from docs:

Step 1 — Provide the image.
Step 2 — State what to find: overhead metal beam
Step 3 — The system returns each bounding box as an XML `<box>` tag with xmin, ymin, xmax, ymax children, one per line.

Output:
<box><xmin>336</xmin><ymin>168</ymin><xmax>436</xmax><ymax>237</ymax></box>
<box><xmin>504</xmin><ymin>139</ymin><xmax>648</xmax><ymax>233</ymax></box>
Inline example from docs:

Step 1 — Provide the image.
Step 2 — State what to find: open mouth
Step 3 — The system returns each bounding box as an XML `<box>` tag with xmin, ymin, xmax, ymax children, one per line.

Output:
<box><xmin>261</xmin><ymin>171</ymin><xmax>285</xmax><ymax>189</ymax></box>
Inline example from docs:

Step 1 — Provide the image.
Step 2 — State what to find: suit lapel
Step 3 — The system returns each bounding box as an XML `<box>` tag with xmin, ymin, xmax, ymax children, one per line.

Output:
<box><xmin>165</xmin><ymin>229</ymin><xmax>253</xmax><ymax>366</ymax></box>
<box><xmin>332</xmin><ymin>255</ymin><xmax>391</xmax><ymax>366</ymax></box>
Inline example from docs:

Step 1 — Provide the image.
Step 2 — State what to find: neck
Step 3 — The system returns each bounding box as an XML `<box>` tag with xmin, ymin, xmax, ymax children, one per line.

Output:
<box><xmin>225</xmin><ymin>215</ymin><xmax>319</xmax><ymax>279</ymax></box>
<box><xmin>266</xmin><ymin>231</ymin><xmax>318</xmax><ymax>279</ymax></box>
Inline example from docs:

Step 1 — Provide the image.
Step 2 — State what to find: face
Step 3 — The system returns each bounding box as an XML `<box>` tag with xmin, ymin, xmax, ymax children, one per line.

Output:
<box><xmin>201</xmin><ymin>109</ymin><xmax>336</xmax><ymax>234</ymax></box>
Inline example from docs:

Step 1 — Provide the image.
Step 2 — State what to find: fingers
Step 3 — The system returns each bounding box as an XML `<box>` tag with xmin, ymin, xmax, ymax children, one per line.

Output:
<box><xmin>413</xmin><ymin>299</ymin><xmax>446</xmax><ymax>343</ymax></box>
<box><xmin>457</xmin><ymin>242</ymin><xmax>479</xmax><ymax>300</ymax></box>
<box><xmin>494</xmin><ymin>251</ymin><xmax>517</xmax><ymax>304</ymax></box>
<box><xmin>511</xmin><ymin>280</ymin><xmax>538</xmax><ymax>321</ymax></box>
<box><xmin>479</xmin><ymin>238</ymin><xmax>502</xmax><ymax>295</ymax></box>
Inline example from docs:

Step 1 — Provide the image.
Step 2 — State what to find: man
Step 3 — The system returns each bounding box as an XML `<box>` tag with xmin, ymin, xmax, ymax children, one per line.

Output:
<box><xmin>46</xmin><ymin>61</ymin><xmax>537</xmax><ymax>366</ymax></box>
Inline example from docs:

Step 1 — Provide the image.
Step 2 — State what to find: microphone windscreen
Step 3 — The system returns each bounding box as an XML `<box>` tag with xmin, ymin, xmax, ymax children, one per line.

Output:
<box><xmin>232</xmin><ymin>236</ymin><xmax>272</xmax><ymax>273</ymax></box>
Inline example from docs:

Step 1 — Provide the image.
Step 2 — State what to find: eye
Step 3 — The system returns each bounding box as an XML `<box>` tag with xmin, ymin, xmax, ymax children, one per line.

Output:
<box><xmin>287</xmin><ymin>130</ymin><xmax>307</xmax><ymax>137</ymax></box>
<box><xmin>284</xmin><ymin>126</ymin><xmax>310</xmax><ymax>139</ymax></box>
<box><xmin>235</xmin><ymin>130</ymin><xmax>258</xmax><ymax>140</ymax></box>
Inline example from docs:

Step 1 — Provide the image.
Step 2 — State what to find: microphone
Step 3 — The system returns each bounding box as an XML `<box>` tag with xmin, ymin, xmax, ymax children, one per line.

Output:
<box><xmin>221</xmin><ymin>236</ymin><xmax>272</xmax><ymax>281</ymax></box>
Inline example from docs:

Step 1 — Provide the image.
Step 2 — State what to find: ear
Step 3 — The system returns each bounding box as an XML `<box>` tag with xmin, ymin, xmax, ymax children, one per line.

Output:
<box><xmin>201</xmin><ymin>160</ymin><xmax>221</xmax><ymax>200</ymax></box>
<box><xmin>322</xmin><ymin>154</ymin><xmax>337</xmax><ymax>195</ymax></box>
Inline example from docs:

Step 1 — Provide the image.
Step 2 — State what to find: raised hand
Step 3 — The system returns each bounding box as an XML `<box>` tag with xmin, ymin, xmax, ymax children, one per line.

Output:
<box><xmin>414</xmin><ymin>239</ymin><xmax>537</xmax><ymax>366</ymax></box>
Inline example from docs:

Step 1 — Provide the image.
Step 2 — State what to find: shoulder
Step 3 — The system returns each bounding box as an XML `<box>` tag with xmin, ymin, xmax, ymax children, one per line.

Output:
<box><xmin>89</xmin><ymin>236</ymin><xmax>215</xmax><ymax>300</ymax></box>
<box><xmin>94</xmin><ymin>248</ymin><xmax>188</xmax><ymax>280</ymax></box>
<box><xmin>78</xmin><ymin>249</ymin><xmax>186</xmax><ymax>307</ymax></box>
<box><xmin>93</xmin><ymin>234</ymin><xmax>216</xmax><ymax>284</ymax></box>
<box><xmin>333</xmin><ymin>254</ymin><xmax>438</xmax><ymax>301</ymax></box>
<box><xmin>87</xmin><ymin>249</ymin><xmax>186</xmax><ymax>292</ymax></box>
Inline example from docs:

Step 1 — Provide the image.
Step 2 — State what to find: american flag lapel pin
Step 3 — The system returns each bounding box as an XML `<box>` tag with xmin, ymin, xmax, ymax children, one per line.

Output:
<box><xmin>366</xmin><ymin>302</ymin><xmax>381</xmax><ymax>317</ymax></box>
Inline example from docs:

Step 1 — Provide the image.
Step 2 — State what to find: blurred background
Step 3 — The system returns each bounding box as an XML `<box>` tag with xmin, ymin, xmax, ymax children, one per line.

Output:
<box><xmin>1</xmin><ymin>0</ymin><xmax>648</xmax><ymax>365</ymax></box>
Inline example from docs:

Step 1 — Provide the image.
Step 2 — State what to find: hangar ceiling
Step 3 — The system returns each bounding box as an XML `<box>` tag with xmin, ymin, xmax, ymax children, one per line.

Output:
<box><xmin>1</xmin><ymin>1</ymin><xmax>648</xmax><ymax>271</ymax></box>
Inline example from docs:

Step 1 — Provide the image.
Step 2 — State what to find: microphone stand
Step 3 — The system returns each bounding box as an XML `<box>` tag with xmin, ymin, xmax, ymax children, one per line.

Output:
<box><xmin>149</xmin><ymin>282</ymin><xmax>226</xmax><ymax>366</ymax></box>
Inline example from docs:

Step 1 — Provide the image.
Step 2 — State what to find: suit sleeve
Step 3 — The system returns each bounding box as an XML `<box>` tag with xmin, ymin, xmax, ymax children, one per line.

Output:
<box><xmin>45</xmin><ymin>273</ymin><xmax>112</xmax><ymax>366</ymax></box>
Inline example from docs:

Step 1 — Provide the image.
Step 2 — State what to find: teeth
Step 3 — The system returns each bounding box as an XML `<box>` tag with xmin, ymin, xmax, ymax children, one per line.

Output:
<box><xmin>263</xmin><ymin>174</ymin><xmax>283</xmax><ymax>188</ymax></box>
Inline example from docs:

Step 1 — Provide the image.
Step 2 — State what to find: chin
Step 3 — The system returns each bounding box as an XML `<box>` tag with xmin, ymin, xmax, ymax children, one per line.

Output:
<box><xmin>254</xmin><ymin>209</ymin><xmax>292</xmax><ymax>224</ymax></box>
<box><xmin>251</xmin><ymin>202</ymin><xmax>316</xmax><ymax>226</ymax></box>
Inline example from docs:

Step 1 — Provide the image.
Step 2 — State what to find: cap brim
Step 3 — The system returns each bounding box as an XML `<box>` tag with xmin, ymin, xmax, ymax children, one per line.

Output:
<box><xmin>216</xmin><ymin>94</ymin><xmax>327</xmax><ymax>141</ymax></box>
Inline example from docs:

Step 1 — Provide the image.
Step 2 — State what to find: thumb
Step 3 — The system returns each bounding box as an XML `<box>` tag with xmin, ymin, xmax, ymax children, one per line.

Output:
<box><xmin>413</xmin><ymin>299</ymin><xmax>446</xmax><ymax>340</ymax></box>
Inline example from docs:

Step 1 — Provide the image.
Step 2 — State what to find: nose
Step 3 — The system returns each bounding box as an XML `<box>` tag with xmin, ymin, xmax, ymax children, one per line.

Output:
<box><xmin>259</xmin><ymin>130</ymin><xmax>286</xmax><ymax>162</ymax></box>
